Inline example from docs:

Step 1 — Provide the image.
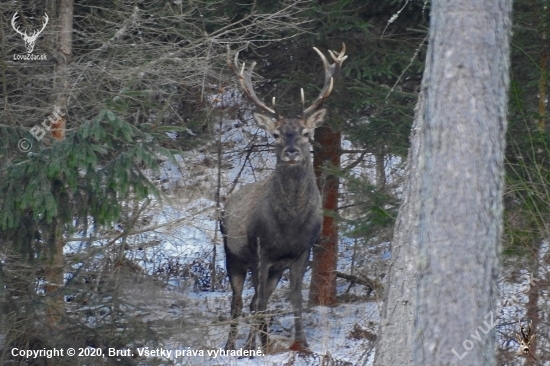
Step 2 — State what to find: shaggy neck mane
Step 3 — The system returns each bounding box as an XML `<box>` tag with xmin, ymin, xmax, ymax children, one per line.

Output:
<box><xmin>270</xmin><ymin>158</ymin><xmax>317</xmax><ymax>217</ymax></box>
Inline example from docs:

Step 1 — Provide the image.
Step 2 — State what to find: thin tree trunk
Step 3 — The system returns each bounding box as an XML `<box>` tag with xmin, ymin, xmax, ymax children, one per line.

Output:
<box><xmin>527</xmin><ymin>6</ymin><xmax>546</xmax><ymax>359</ymax></box>
<box><xmin>375</xmin><ymin>147</ymin><xmax>386</xmax><ymax>189</ymax></box>
<box><xmin>538</xmin><ymin>50</ymin><xmax>547</xmax><ymax>132</ymax></box>
<box><xmin>51</xmin><ymin>0</ymin><xmax>73</xmax><ymax>140</ymax></box>
<box><xmin>524</xmin><ymin>254</ymin><xmax>540</xmax><ymax>366</ymax></box>
<box><xmin>537</xmin><ymin>0</ymin><xmax>547</xmax><ymax>132</ymax></box>
<box><xmin>45</xmin><ymin>0</ymin><xmax>73</xmax><ymax>326</ymax></box>
<box><xmin>45</xmin><ymin>217</ymin><xmax>65</xmax><ymax>327</ymax></box>
<box><xmin>527</xmin><ymin>4</ymin><xmax>547</xmax><ymax>359</ymax></box>
<box><xmin>309</xmin><ymin>125</ymin><xmax>340</xmax><ymax>306</ymax></box>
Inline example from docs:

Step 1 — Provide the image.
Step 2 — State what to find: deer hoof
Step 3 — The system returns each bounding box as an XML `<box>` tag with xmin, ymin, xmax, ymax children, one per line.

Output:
<box><xmin>224</xmin><ymin>340</ymin><xmax>236</xmax><ymax>351</ymax></box>
<box><xmin>289</xmin><ymin>341</ymin><xmax>311</xmax><ymax>353</ymax></box>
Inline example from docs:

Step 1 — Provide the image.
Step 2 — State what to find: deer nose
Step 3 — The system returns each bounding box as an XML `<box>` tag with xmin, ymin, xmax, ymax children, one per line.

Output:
<box><xmin>284</xmin><ymin>147</ymin><xmax>300</xmax><ymax>161</ymax></box>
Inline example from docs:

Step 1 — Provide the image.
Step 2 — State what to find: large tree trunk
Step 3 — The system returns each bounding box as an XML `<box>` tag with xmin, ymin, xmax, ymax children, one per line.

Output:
<box><xmin>309</xmin><ymin>125</ymin><xmax>341</xmax><ymax>306</ymax></box>
<box><xmin>373</xmin><ymin>92</ymin><xmax>425</xmax><ymax>366</ymax></box>
<box><xmin>375</xmin><ymin>1</ymin><xmax>512</xmax><ymax>365</ymax></box>
<box><xmin>412</xmin><ymin>1</ymin><xmax>511</xmax><ymax>364</ymax></box>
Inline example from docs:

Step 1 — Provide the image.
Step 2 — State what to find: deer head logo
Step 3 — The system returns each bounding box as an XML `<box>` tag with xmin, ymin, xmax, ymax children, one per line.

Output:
<box><xmin>11</xmin><ymin>11</ymin><xmax>48</xmax><ymax>54</ymax></box>
<box><xmin>516</xmin><ymin>320</ymin><xmax>536</xmax><ymax>356</ymax></box>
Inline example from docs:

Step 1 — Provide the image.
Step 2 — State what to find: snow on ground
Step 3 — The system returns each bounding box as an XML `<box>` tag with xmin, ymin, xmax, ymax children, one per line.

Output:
<box><xmin>110</xmin><ymin>192</ymin><xmax>380</xmax><ymax>365</ymax></box>
<box><xmin>122</xmin><ymin>276</ymin><xmax>378</xmax><ymax>366</ymax></box>
<box><xmin>58</xmin><ymin>110</ymin><xmax>385</xmax><ymax>365</ymax></box>
<box><xmin>123</xmin><ymin>113</ymin><xmax>382</xmax><ymax>365</ymax></box>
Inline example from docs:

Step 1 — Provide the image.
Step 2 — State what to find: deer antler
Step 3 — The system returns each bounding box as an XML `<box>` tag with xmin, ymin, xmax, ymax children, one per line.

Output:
<box><xmin>11</xmin><ymin>11</ymin><xmax>27</xmax><ymax>37</ymax></box>
<box><xmin>302</xmin><ymin>43</ymin><xmax>348</xmax><ymax>116</ymax></box>
<box><xmin>32</xmin><ymin>13</ymin><xmax>49</xmax><ymax>38</ymax></box>
<box><xmin>11</xmin><ymin>12</ymin><xmax>48</xmax><ymax>39</ymax></box>
<box><xmin>227</xmin><ymin>47</ymin><xmax>277</xmax><ymax>116</ymax></box>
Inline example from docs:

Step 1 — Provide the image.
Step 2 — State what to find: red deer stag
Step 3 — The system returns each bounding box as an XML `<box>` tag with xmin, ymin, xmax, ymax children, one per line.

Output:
<box><xmin>223</xmin><ymin>44</ymin><xmax>347</xmax><ymax>353</ymax></box>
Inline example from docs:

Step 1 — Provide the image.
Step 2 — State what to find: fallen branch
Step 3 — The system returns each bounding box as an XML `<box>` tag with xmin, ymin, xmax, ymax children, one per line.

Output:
<box><xmin>335</xmin><ymin>271</ymin><xmax>383</xmax><ymax>293</ymax></box>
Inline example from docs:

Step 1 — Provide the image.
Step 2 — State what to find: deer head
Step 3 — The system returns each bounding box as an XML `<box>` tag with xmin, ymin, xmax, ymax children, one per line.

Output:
<box><xmin>227</xmin><ymin>44</ymin><xmax>347</xmax><ymax>166</ymax></box>
<box><xmin>12</xmin><ymin>11</ymin><xmax>49</xmax><ymax>54</ymax></box>
<box><xmin>515</xmin><ymin>320</ymin><xmax>536</xmax><ymax>355</ymax></box>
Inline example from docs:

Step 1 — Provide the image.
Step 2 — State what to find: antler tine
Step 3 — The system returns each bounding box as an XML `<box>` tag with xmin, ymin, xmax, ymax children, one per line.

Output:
<box><xmin>302</xmin><ymin>43</ymin><xmax>347</xmax><ymax>116</ymax></box>
<box><xmin>30</xmin><ymin>13</ymin><xmax>48</xmax><ymax>38</ymax></box>
<box><xmin>272</xmin><ymin>97</ymin><xmax>281</xmax><ymax>117</ymax></box>
<box><xmin>38</xmin><ymin>13</ymin><xmax>49</xmax><ymax>35</ymax></box>
<box><xmin>227</xmin><ymin>47</ymin><xmax>276</xmax><ymax>115</ymax></box>
<box><xmin>525</xmin><ymin>320</ymin><xmax>532</xmax><ymax>337</ymax></box>
<box><xmin>328</xmin><ymin>43</ymin><xmax>347</xmax><ymax>64</ymax></box>
<box><xmin>300</xmin><ymin>88</ymin><xmax>305</xmax><ymax>115</ymax></box>
<box><xmin>11</xmin><ymin>11</ymin><xmax>27</xmax><ymax>37</ymax></box>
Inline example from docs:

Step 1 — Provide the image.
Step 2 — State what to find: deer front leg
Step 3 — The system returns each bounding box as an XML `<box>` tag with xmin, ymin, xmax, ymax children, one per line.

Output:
<box><xmin>225</xmin><ymin>263</ymin><xmax>246</xmax><ymax>350</ymax></box>
<box><xmin>288</xmin><ymin>250</ymin><xmax>310</xmax><ymax>352</ymax></box>
<box><xmin>244</xmin><ymin>261</ymin><xmax>271</xmax><ymax>352</ymax></box>
<box><xmin>259</xmin><ymin>268</ymin><xmax>285</xmax><ymax>352</ymax></box>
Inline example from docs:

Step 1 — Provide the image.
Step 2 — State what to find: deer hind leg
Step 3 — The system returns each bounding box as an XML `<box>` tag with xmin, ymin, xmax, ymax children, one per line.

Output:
<box><xmin>225</xmin><ymin>261</ymin><xmax>246</xmax><ymax>351</ymax></box>
<box><xmin>244</xmin><ymin>270</ymin><xmax>259</xmax><ymax>351</ymax></box>
<box><xmin>288</xmin><ymin>250</ymin><xmax>310</xmax><ymax>352</ymax></box>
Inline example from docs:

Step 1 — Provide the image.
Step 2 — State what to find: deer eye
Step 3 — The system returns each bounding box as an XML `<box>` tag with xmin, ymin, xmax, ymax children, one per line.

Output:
<box><xmin>272</xmin><ymin>133</ymin><xmax>280</xmax><ymax>139</ymax></box>
<box><xmin>303</xmin><ymin>132</ymin><xmax>310</xmax><ymax>138</ymax></box>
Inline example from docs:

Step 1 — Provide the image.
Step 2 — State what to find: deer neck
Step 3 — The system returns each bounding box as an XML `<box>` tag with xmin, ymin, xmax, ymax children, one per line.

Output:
<box><xmin>271</xmin><ymin>160</ymin><xmax>318</xmax><ymax>213</ymax></box>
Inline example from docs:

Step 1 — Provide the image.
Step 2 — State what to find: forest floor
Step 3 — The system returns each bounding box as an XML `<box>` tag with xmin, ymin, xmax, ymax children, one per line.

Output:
<box><xmin>113</xmin><ymin>128</ymin><xmax>384</xmax><ymax>365</ymax></box>
<box><xmin>118</xmin><ymin>266</ymin><xmax>379</xmax><ymax>366</ymax></box>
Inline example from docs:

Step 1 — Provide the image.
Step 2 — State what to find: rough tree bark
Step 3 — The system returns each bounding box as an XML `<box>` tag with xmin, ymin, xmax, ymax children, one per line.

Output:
<box><xmin>373</xmin><ymin>92</ymin><xmax>425</xmax><ymax>366</ymax></box>
<box><xmin>45</xmin><ymin>0</ymin><xmax>73</xmax><ymax>327</ymax></box>
<box><xmin>51</xmin><ymin>0</ymin><xmax>72</xmax><ymax>140</ymax></box>
<box><xmin>309</xmin><ymin>125</ymin><xmax>341</xmax><ymax>306</ymax></box>
<box><xmin>374</xmin><ymin>1</ymin><xmax>512</xmax><ymax>365</ymax></box>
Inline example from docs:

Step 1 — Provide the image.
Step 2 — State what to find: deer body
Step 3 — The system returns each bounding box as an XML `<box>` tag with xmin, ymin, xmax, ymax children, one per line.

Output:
<box><xmin>224</xmin><ymin>166</ymin><xmax>322</xmax><ymax>264</ymax></box>
<box><xmin>223</xmin><ymin>45</ymin><xmax>347</xmax><ymax>352</ymax></box>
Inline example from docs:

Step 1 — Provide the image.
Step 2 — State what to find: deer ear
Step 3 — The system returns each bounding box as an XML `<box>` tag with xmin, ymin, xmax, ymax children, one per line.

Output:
<box><xmin>304</xmin><ymin>109</ymin><xmax>326</xmax><ymax>129</ymax></box>
<box><xmin>253</xmin><ymin>112</ymin><xmax>276</xmax><ymax>131</ymax></box>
